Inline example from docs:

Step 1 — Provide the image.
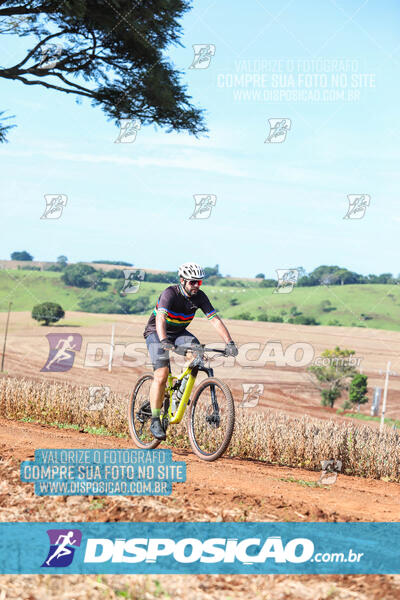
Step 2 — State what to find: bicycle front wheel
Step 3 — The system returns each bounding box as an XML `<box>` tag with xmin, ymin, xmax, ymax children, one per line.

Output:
<box><xmin>128</xmin><ymin>373</ymin><xmax>160</xmax><ymax>449</ymax></box>
<box><xmin>187</xmin><ymin>377</ymin><xmax>235</xmax><ymax>461</ymax></box>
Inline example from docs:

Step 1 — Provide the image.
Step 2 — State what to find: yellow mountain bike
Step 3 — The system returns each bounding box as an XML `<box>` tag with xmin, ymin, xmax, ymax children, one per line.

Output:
<box><xmin>127</xmin><ymin>345</ymin><xmax>235</xmax><ymax>461</ymax></box>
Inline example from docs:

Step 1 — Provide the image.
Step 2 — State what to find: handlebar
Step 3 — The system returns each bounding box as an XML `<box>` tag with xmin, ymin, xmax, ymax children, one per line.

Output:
<box><xmin>171</xmin><ymin>344</ymin><xmax>228</xmax><ymax>357</ymax></box>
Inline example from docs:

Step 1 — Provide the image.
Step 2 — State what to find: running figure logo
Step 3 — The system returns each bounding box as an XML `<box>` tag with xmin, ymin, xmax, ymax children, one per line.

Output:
<box><xmin>38</xmin><ymin>43</ymin><xmax>63</xmax><ymax>69</ymax></box>
<box><xmin>274</xmin><ymin>269</ymin><xmax>298</xmax><ymax>294</ymax></box>
<box><xmin>41</xmin><ymin>333</ymin><xmax>82</xmax><ymax>372</ymax></box>
<box><xmin>41</xmin><ymin>194</ymin><xmax>67</xmax><ymax>219</ymax></box>
<box><xmin>189</xmin><ymin>194</ymin><xmax>217</xmax><ymax>219</ymax></box>
<box><xmin>318</xmin><ymin>459</ymin><xmax>342</xmax><ymax>485</ymax></box>
<box><xmin>42</xmin><ymin>529</ymin><xmax>82</xmax><ymax>567</ymax></box>
<box><xmin>88</xmin><ymin>385</ymin><xmax>110</xmax><ymax>411</ymax></box>
<box><xmin>114</xmin><ymin>119</ymin><xmax>141</xmax><ymax>143</ymax></box>
<box><xmin>265</xmin><ymin>119</ymin><xmax>291</xmax><ymax>143</ymax></box>
<box><xmin>241</xmin><ymin>383</ymin><xmax>264</xmax><ymax>408</ymax></box>
<box><xmin>343</xmin><ymin>194</ymin><xmax>370</xmax><ymax>219</ymax></box>
<box><xmin>189</xmin><ymin>44</ymin><xmax>216</xmax><ymax>69</ymax></box>
<box><xmin>121</xmin><ymin>269</ymin><xmax>145</xmax><ymax>294</ymax></box>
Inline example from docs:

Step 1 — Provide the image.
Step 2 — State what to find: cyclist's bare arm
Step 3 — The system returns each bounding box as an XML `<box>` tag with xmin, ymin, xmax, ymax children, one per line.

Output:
<box><xmin>209</xmin><ymin>315</ymin><xmax>233</xmax><ymax>344</ymax></box>
<box><xmin>155</xmin><ymin>312</ymin><xmax>167</xmax><ymax>340</ymax></box>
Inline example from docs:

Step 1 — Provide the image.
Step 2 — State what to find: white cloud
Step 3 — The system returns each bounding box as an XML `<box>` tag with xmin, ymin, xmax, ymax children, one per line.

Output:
<box><xmin>0</xmin><ymin>147</ymin><xmax>247</xmax><ymax>178</ymax></box>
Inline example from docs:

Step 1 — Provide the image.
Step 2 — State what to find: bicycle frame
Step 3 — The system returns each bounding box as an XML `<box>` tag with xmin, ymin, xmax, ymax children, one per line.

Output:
<box><xmin>166</xmin><ymin>367</ymin><xmax>196</xmax><ymax>424</ymax></box>
<box><xmin>166</xmin><ymin>349</ymin><xmax>216</xmax><ymax>424</ymax></box>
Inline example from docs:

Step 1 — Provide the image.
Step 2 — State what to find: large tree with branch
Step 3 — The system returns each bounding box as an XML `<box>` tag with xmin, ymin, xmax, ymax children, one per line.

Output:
<box><xmin>0</xmin><ymin>0</ymin><xmax>207</xmax><ymax>141</ymax></box>
<box><xmin>307</xmin><ymin>346</ymin><xmax>359</xmax><ymax>408</ymax></box>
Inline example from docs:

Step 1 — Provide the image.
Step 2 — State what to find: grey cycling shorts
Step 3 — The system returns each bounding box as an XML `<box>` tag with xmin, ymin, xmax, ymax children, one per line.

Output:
<box><xmin>145</xmin><ymin>331</ymin><xmax>200</xmax><ymax>371</ymax></box>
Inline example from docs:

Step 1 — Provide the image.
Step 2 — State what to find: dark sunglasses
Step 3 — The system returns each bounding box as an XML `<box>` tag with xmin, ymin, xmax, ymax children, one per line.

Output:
<box><xmin>188</xmin><ymin>279</ymin><xmax>202</xmax><ymax>286</ymax></box>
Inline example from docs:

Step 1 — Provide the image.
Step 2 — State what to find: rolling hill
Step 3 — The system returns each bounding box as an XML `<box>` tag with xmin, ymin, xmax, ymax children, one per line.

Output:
<box><xmin>0</xmin><ymin>269</ymin><xmax>399</xmax><ymax>331</ymax></box>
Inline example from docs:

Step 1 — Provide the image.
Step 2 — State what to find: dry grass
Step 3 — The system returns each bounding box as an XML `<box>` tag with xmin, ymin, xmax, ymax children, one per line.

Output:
<box><xmin>229</xmin><ymin>408</ymin><xmax>400</xmax><ymax>481</ymax></box>
<box><xmin>0</xmin><ymin>573</ymin><xmax>395</xmax><ymax>600</ymax></box>
<box><xmin>1</xmin><ymin>376</ymin><xmax>400</xmax><ymax>482</ymax></box>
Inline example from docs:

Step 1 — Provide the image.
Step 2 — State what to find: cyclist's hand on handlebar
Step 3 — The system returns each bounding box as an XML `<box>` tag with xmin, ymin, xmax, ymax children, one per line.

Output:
<box><xmin>225</xmin><ymin>341</ymin><xmax>238</xmax><ymax>357</ymax></box>
<box><xmin>160</xmin><ymin>338</ymin><xmax>175</xmax><ymax>351</ymax></box>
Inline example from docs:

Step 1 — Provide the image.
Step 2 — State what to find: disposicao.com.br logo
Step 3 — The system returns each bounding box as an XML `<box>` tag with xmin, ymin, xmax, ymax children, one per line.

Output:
<box><xmin>35</xmin><ymin>529</ymin><xmax>365</xmax><ymax>573</ymax></box>
<box><xmin>83</xmin><ymin>536</ymin><xmax>314</xmax><ymax>564</ymax></box>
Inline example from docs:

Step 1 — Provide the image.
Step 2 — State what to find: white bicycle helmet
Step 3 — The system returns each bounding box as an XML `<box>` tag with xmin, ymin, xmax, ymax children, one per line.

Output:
<box><xmin>178</xmin><ymin>262</ymin><xmax>205</xmax><ymax>280</ymax></box>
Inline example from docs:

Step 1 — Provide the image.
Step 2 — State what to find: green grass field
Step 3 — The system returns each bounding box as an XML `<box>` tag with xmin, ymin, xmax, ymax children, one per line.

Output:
<box><xmin>1</xmin><ymin>269</ymin><xmax>400</xmax><ymax>331</ymax></box>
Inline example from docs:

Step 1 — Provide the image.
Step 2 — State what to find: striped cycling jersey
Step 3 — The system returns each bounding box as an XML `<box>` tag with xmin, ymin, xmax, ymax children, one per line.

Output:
<box><xmin>143</xmin><ymin>284</ymin><xmax>217</xmax><ymax>338</ymax></box>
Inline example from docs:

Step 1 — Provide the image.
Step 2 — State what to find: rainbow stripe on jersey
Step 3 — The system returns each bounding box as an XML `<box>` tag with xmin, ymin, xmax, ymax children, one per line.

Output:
<box><xmin>153</xmin><ymin>305</ymin><xmax>217</xmax><ymax>327</ymax></box>
<box><xmin>205</xmin><ymin>309</ymin><xmax>217</xmax><ymax>320</ymax></box>
<box><xmin>154</xmin><ymin>304</ymin><xmax>194</xmax><ymax>327</ymax></box>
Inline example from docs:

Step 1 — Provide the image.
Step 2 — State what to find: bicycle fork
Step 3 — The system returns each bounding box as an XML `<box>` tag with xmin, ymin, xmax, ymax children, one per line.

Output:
<box><xmin>206</xmin><ymin>384</ymin><xmax>221</xmax><ymax>428</ymax></box>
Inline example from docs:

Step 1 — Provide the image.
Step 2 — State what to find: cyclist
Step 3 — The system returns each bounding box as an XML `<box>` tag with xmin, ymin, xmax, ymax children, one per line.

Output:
<box><xmin>143</xmin><ymin>262</ymin><xmax>238</xmax><ymax>440</ymax></box>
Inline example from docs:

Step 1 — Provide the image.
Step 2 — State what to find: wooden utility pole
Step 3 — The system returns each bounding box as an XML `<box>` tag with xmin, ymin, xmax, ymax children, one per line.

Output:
<box><xmin>1</xmin><ymin>302</ymin><xmax>12</xmax><ymax>372</ymax></box>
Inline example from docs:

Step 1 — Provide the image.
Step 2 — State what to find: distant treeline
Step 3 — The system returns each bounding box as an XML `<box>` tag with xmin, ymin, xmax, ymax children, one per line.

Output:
<box><xmin>139</xmin><ymin>265</ymin><xmax>399</xmax><ymax>287</ymax></box>
<box><xmin>8</xmin><ymin>254</ymin><xmax>399</xmax><ymax>286</ymax></box>
<box><xmin>91</xmin><ymin>260</ymin><xmax>133</xmax><ymax>266</ymax></box>
<box><xmin>291</xmin><ymin>265</ymin><xmax>397</xmax><ymax>287</ymax></box>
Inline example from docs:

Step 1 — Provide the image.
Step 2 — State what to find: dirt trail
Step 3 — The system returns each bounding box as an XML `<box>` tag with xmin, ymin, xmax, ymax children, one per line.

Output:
<box><xmin>2</xmin><ymin>314</ymin><xmax>400</xmax><ymax>597</ymax></box>
<box><xmin>1</xmin><ymin>417</ymin><xmax>399</xmax><ymax>524</ymax></box>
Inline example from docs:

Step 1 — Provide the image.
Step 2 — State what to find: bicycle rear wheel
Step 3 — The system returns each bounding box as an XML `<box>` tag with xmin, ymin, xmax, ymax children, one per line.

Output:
<box><xmin>128</xmin><ymin>373</ymin><xmax>161</xmax><ymax>449</ymax></box>
<box><xmin>187</xmin><ymin>377</ymin><xmax>235</xmax><ymax>461</ymax></box>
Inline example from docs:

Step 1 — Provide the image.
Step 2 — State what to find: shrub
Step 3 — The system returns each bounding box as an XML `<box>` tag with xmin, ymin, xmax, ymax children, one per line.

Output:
<box><xmin>220</xmin><ymin>279</ymin><xmax>245</xmax><ymax>287</ymax></box>
<box><xmin>78</xmin><ymin>297</ymin><xmax>129</xmax><ymax>314</ymax></box>
<box><xmin>32</xmin><ymin>302</ymin><xmax>65</xmax><ymax>326</ymax></box>
<box><xmin>258</xmin><ymin>279</ymin><xmax>277</xmax><ymax>287</ymax></box>
<box><xmin>234</xmin><ymin>312</ymin><xmax>254</xmax><ymax>321</ymax></box>
<box><xmin>257</xmin><ymin>312</ymin><xmax>269</xmax><ymax>321</ymax></box>
<box><xmin>145</xmin><ymin>271</ymin><xmax>178</xmax><ymax>283</ymax></box>
<box><xmin>21</xmin><ymin>265</ymin><xmax>40</xmax><ymax>271</ymax></box>
<box><xmin>61</xmin><ymin>263</ymin><xmax>97</xmax><ymax>287</ymax></box>
<box><xmin>288</xmin><ymin>315</ymin><xmax>319</xmax><ymax>325</ymax></box>
<box><xmin>106</xmin><ymin>269</ymin><xmax>125</xmax><ymax>279</ymax></box>
<box><xmin>320</xmin><ymin>300</ymin><xmax>336</xmax><ymax>313</ymax></box>
<box><xmin>349</xmin><ymin>373</ymin><xmax>368</xmax><ymax>409</ymax></box>
<box><xmin>360</xmin><ymin>313</ymin><xmax>373</xmax><ymax>321</ymax></box>
<box><xmin>78</xmin><ymin>295</ymin><xmax>151</xmax><ymax>315</ymax></box>
<box><xmin>268</xmin><ymin>315</ymin><xmax>284</xmax><ymax>322</ymax></box>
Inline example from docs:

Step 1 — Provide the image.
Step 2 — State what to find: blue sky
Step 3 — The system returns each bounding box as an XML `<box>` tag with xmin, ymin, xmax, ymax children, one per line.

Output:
<box><xmin>0</xmin><ymin>0</ymin><xmax>399</xmax><ymax>278</ymax></box>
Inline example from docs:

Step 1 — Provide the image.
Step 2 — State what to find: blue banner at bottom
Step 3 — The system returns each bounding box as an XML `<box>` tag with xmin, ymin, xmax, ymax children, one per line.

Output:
<box><xmin>0</xmin><ymin>522</ymin><xmax>398</xmax><ymax>574</ymax></box>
